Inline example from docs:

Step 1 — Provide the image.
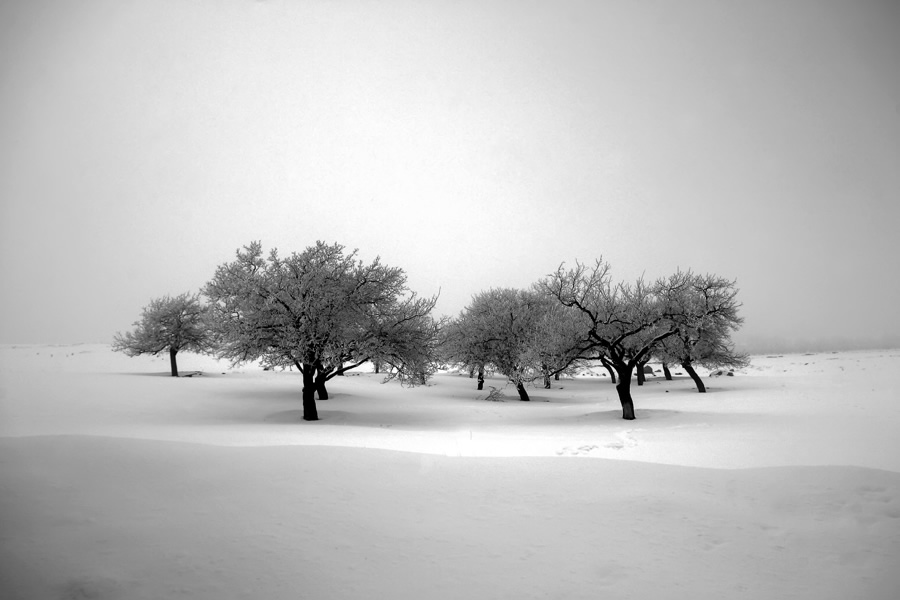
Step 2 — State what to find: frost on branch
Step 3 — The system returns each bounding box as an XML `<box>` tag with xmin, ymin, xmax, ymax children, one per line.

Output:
<box><xmin>203</xmin><ymin>241</ymin><xmax>440</xmax><ymax>421</ymax></box>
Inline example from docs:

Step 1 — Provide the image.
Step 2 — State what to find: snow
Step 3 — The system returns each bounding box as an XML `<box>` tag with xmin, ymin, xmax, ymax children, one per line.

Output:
<box><xmin>2</xmin><ymin>345</ymin><xmax>899</xmax><ymax>599</ymax></box>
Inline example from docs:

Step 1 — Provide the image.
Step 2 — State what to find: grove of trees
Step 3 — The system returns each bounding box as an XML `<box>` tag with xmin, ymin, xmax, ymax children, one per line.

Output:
<box><xmin>114</xmin><ymin>241</ymin><xmax>747</xmax><ymax>421</ymax></box>
<box><xmin>540</xmin><ymin>262</ymin><xmax>746</xmax><ymax>418</ymax></box>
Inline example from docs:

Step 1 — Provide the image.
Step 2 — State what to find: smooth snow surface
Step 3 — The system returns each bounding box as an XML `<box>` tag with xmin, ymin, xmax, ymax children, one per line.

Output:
<box><xmin>2</xmin><ymin>345</ymin><xmax>899</xmax><ymax>599</ymax></box>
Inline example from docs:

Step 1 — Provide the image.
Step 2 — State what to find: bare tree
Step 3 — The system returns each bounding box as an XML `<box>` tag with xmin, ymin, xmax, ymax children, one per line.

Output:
<box><xmin>656</xmin><ymin>273</ymin><xmax>748</xmax><ymax>392</ymax></box>
<box><xmin>540</xmin><ymin>261</ymin><xmax>690</xmax><ymax>420</ymax></box>
<box><xmin>112</xmin><ymin>293</ymin><xmax>210</xmax><ymax>377</ymax></box>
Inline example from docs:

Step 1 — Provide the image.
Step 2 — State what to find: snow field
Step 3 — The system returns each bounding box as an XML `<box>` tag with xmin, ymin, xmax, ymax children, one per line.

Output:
<box><xmin>1</xmin><ymin>345</ymin><xmax>899</xmax><ymax>599</ymax></box>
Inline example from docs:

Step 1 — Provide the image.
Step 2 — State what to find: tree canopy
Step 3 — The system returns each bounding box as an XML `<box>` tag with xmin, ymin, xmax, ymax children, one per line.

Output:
<box><xmin>112</xmin><ymin>292</ymin><xmax>210</xmax><ymax>377</ymax></box>
<box><xmin>203</xmin><ymin>241</ymin><xmax>439</xmax><ymax>421</ymax></box>
<box><xmin>444</xmin><ymin>287</ymin><xmax>586</xmax><ymax>399</ymax></box>
<box><xmin>654</xmin><ymin>273</ymin><xmax>749</xmax><ymax>392</ymax></box>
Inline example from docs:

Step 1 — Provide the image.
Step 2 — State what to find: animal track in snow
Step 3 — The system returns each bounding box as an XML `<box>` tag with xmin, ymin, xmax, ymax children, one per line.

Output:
<box><xmin>605</xmin><ymin>430</ymin><xmax>638</xmax><ymax>450</ymax></box>
<box><xmin>556</xmin><ymin>444</ymin><xmax>600</xmax><ymax>456</ymax></box>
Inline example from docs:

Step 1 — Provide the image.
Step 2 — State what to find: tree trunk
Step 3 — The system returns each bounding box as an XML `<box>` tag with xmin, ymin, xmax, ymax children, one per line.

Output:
<box><xmin>315</xmin><ymin>375</ymin><xmax>329</xmax><ymax>399</ymax></box>
<box><xmin>301</xmin><ymin>366</ymin><xmax>319</xmax><ymax>421</ymax></box>
<box><xmin>682</xmin><ymin>361</ymin><xmax>706</xmax><ymax>393</ymax></box>
<box><xmin>615</xmin><ymin>365</ymin><xmax>636</xmax><ymax>420</ymax></box>
<box><xmin>662</xmin><ymin>363</ymin><xmax>672</xmax><ymax>381</ymax></box>
<box><xmin>477</xmin><ymin>367</ymin><xmax>484</xmax><ymax>391</ymax></box>
<box><xmin>636</xmin><ymin>357</ymin><xmax>653</xmax><ymax>386</ymax></box>
<box><xmin>374</xmin><ymin>361</ymin><xmax>381</xmax><ymax>374</ymax></box>
<box><xmin>315</xmin><ymin>364</ymin><xmax>333</xmax><ymax>400</ymax></box>
<box><xmin>516</xmin><ymin>382</ymin><xmax>530</xmax><ymax>402</ymax></box>
<box><xmin>169</xmin><ymin>348</ymin><xmax>179</xmax><ymax>377</ymax></box>
<box><xmin>554</xmin><ymin>372</ymin><xmax>560</xmax><ymax>381</ymax></box>
<box><xmin>600</xmin><ymin>357</ymin><xmax>616</xmax><ymax>384</ymax></box>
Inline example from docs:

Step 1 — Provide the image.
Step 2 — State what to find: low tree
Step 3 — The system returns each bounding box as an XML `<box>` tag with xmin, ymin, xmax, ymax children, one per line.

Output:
<box><xmin>521</xmin><ymin>294</ymin><xmax>590</xmax><ymax>388</ymax></box>
<box><xmin>365</xmin><ymin>295</ymin><xmax>446</xmax><ymax>386</ymax></box>
<box><xmin>441</xmin><ymin>306</ymin><xmax>492</xmax><ymax>390</ymax></box>
<box><xmin>540</xmin><ymin>261</ymin><xmax>690</xmax><ymax>419</ymax></box>
<box><xmin>204</xmin><ymin>241</ymin><xmax>438</xmax><ymax>421</ymax></box>
<box><xmin>112</xmin><ymin>293</ymin><xmax>211</xmax><ymax>377</ymax></box>
<box><xmin>656</xmin><ymin>273</ymin><xmax>748</xmax><ymax>392</ymax></box>
<box><xmin>446</xmin><ymin>288</ymin><xmax>548</xmax><ymax>401</ymax></box>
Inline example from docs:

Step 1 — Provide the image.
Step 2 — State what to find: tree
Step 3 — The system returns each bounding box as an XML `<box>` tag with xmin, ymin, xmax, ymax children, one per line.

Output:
<box><xmin>521</xmin><ymin>293</ymin><xmax>590</xmax><ymax>389</ymax></box>
<box><xmin>540</xmin><ymin>261</ymin><xmax>690</xmax><ymax>420</ymax></box>
<box><xmin>656</xmin><ymin>273</ymin><xmax>748</xmax><ymax>392</ymax></box>
<box><xmin>445</xmin><ymin>288</ymin><xmax>551</xmax><ymax>401</ymax></box>
<box><xmin>203</xmin><ymin>241</ymin><xmax>438</xmax><ymax>421</ymax></box>
<box><xmin>440</xmin><ymin>306</ymin><xmax>492</xmax><ymax>391</ymax></box>
<box><xmin>365</xmin><ymin>295</ymin><xmax>446</xmax><ymax>386</ymax></box>
<box><xmin>112</xmin><ymin>293</ymin><xmax>211</xmax><ymax>377</ymax></box>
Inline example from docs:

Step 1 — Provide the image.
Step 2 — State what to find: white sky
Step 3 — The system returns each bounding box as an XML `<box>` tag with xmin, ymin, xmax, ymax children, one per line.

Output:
<box><xmin>1</xmin><ymin>0</ymin><xmax>898</xmax><ymax>350</ymax></box>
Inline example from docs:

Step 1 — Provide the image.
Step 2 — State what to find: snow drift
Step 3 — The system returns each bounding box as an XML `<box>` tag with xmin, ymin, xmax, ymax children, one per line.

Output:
<box><xmin>1</xmin><ymin>345</ymin><xmax>898</xmax><ymax>599</ymax></box>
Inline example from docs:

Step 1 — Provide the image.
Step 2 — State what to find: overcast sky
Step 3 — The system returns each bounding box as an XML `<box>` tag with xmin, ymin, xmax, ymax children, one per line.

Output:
<box><xmin>1</xmin><ymin>0</ymin><xmax>898</xmax><ymax>352</ymax></box>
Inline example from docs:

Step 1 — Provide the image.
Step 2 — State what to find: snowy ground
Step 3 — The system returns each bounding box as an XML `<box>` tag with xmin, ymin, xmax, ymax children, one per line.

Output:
<box><xmin>1</xmin><ymin>345</ymin><xmax>899</xmax><ymax>599</ymax></box>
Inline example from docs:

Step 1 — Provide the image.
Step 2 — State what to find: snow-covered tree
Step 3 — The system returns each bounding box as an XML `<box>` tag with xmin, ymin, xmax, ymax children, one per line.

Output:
<box><xmin>540</xmin><ymin>261</ymin><xmax>690</xmax><ymax>419</ymax></box>
<box><xmin>365</xmin><ymin>295</ymin><xmax>446</xmax><ymax>386</ymax></box>
<box><xmin>112</xmin><ymin>293</ymin><xmax>211</xmax><ymax>377</ymax></box>
<box><xmin>203</xmin><ymin>241</ymin><xmax>438</xmax><ymax>421</ymax></box>
<box><xmin>656</xmin><ymin>273</ymin><xmax>748</xmax><ymax>392</ymax></box>
<box><xmin>446</xmin><ymin>288</ymin><xmax>554</xmax><ymax>401</ymax></box>
<box><xmin>521</xmin><ymin>292</ymin><xmax>590</xmax><ymax>388</ymax></box>
<box><xmin>440</xmin><ymin>316</ymin><xmax>491</xmax><ymax>389</ymax></box>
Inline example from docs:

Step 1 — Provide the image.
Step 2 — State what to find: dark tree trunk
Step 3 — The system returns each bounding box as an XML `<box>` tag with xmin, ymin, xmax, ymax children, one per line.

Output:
<box><xmin>601</xmin><ymin>358</ymin><xmax>616</xmax><ymax>384</ymax></box>
<box><xmin>477</xmin><ymin>367</ymin><xmax>484</xmax><ymax>391</ymax></box>
<box><xmin>682</xmin><ymin>362</ymin><xmax>706</xmax><ymax>393</ymax></box>
<box><xmin>315</xmin><ymin>375</ymin><xmax>329</xmax><ymax>400</ymax></box>
<box><xmin>301</xmin><ymin>365</ymin><xmax>319</xmax><ymax>421</ymax></box>
<box><xmin>374</xmin><ymin>361</ymin><xmax>381</xmax><ymax>374</ymax></box>
<box><xmin>169</xmin><ymin>348</ymin><xmax>179</xmax><ymax>377</ymax></box>
<box><xmin>516</xmin><ymin>382</ymin><xmax>530</xmax><ymax>402</ymax></box>
<box><xmin>315</xmin><ymin>363</ymin><xmax>334</xmax><ymax>400</ymax></box>
<box><xmin>636</xmin><ymin>357</ymin><xmax>652</xmax><ymax>386</ymax></box>
<box><xmin>662</xmin><ymin>363</ymin><xmax>672</xmax><ymax>381</ymax></box>
<box><xmin>615</xmin><ymin>365</ymin><xmax>636</xmax><ymax>420</ymax></box>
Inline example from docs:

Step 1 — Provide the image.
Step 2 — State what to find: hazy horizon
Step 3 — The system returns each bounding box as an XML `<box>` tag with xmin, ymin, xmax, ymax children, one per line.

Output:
<box><xmin>2</xmin><ymin>0</ymin><xmax>899</xmax><ymax>353</ymax></box>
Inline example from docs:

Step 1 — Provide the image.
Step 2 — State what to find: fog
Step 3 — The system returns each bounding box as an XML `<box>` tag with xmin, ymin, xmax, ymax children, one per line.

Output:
<box><xmin>2</xmin><ymin>0</ymin><xmax>898</xmax><ymax>352</ymax></box>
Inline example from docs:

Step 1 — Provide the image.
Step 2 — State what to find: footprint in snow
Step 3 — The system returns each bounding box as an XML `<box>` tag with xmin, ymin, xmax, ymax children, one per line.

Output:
<box><xmin>605</xmin><ymin>430</ymin><xmax>638</xmax><ymax>450</ymax></box>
